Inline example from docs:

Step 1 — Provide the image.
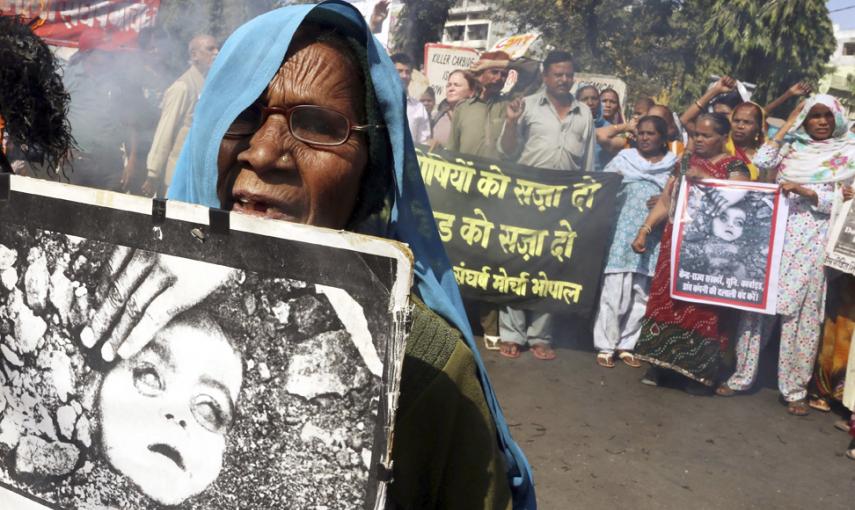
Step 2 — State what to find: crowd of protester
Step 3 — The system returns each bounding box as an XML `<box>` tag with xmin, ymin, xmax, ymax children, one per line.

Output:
<box><xmin>397</xmin><ymin>48</ymin><xmax>855</xmax><ymax>461</ymax></box>
<box><xmin>3</xmin><ymin>6</ymin><xmax>855</xmax><ymax>501</ymax></box>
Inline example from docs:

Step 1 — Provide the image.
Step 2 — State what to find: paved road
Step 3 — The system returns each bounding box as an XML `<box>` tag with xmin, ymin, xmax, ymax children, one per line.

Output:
<box><xmin>478</xmin><ymin>328</ymin><xmax>855</xmax><ymax>510</ymax></box>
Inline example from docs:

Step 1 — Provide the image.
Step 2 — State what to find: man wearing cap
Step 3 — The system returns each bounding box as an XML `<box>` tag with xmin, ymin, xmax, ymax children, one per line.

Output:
<box><xmin>447</xmin><ymin>51</ymin><xmax>512</xmax><ymax>160</ymax></box>
<box><xmin>446</xmin><ymin>50</ymin><xmax>512</xmax><ymax>351</ymax></box>
<box><xmin>497</xmin><ymin>50</ymin><xmax>594</xmax><ymax>361</ymax></box>
<box><xmin>141</xmin><ymin>34</ymin><xmax>218</xmax><ymax>196</ymax></box>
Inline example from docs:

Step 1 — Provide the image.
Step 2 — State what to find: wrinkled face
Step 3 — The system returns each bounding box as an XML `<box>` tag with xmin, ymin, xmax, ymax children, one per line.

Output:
<box><xmin>99</xmin><ymin>322</ymin><xmax>242</xmax><ymax>505</ymax></box>
<box><xmin>445</xmin><ymin>71</ymin><xmax>473</xmax><ymax>106</ymax></box>
<box><xmin>217</xmin><ymin>40</ymin><xmax>369</xmax><ymax>229</ymax></box>
<box><xmin>712</xmin><ymin>206</ymin><xmax>746</xmax><ymax>242</ymax></box>
<box><xmin>478</xmin><ymin>67</ymin><xmax>508</xmax><ymax>96</ymax></box>
<box><xmin>542</xmin><ymin>61</ymin><xmax>574</xmax><ymax>99</ymax></box>
<box><xmin>731</xmin><ymin>105</ymin><xmax>760</xmax><ymax>146</ymax></box>
<box><xmin>804</xmin><ymin>104</ymin><xmax>836</xmax><ymax>141</ymax></box>
<box><xmin>636</xmin><ymin>120</ymin><xmax>664</xmax><ymax>157</ymax></box>
<box><xmin>692</xmin><ymin>118</ymin><xmax>726</xmax><ymax>158</ymax></box>
<box><xmin>420</xmin><ymin>91</ymin><xmax>435</xmax><ymax>114</ymax></box>
<box><xmin>394</xmin><ymin>62</ymin><xmax>412</xmax><ymax>89</ymax></box>
<box><xmin>577</xmin><ymin>87</ymin><xmax>599</xmax><ymax>116</ymax></box>
<box><xmin>191</xmin><ymin>36</ymin><xmax>219</xmax><ymax>75</ymax></box>
<box><xmin>600</xmin><ymin>91</ymin><xmax>619</xmax><ymax>120</ymax></box>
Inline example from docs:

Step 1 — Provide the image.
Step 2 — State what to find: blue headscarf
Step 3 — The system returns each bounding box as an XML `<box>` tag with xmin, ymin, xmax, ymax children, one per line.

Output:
<box><xmin>167</xmin><ymin>2</ymin><xmax>535</xmax><ymax>508</ymax></box>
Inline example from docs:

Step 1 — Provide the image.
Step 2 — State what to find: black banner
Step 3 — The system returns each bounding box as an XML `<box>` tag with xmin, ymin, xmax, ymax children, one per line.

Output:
<box><xmin>418</xmin><ymin>146</ymin><xmax>621</xmax><ymax>316</ymax></box>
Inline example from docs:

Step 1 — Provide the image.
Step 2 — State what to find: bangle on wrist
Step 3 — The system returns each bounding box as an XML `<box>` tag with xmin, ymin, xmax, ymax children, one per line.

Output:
<box><xmin>695</xmin><ymin>100</ymin><xmax>705</xmax><ymax>110</ymax></box>
<box><xmin>640</xmin><ymin>224</ymin><xmax>653</xmax><ymax>235</ymax></box>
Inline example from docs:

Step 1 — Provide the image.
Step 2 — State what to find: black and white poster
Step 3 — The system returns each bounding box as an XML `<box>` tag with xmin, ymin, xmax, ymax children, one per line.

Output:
<box><xmin>826</xmin><ymin>199</ymin><xmax>855</xmax><ymax>275</ymax></box>
<box><xmin>670</xmin><ymin>178</ymin><xmax>788</xmax><ymax>314</ymax></box>
<box><xmin>0</xmin><ymin>176</ymin><xmax>412</xmax><ymax>509</ymax></box>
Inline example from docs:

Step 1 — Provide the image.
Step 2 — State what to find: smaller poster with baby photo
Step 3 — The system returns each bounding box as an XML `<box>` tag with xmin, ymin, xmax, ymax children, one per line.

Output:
<box><xmin>670</xmin><ymin>178</ymin><xmax>788</xmax><ymax>314</ymax></box>
<box><xmin>824</xmin><ymin>199</ymin><xmax>855</xmax><ymax>276</ymax></box>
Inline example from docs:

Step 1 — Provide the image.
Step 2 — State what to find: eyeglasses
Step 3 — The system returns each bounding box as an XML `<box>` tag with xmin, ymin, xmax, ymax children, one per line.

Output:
<box><xmin>224</xmin><ymin>103</ymin><xmax>384</xmax><ymax>146</ymax></box>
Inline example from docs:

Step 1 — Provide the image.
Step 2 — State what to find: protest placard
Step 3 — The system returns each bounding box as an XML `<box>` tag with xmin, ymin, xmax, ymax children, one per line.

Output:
<box><xmin>670</xmin><ymin>178</ymin><xmax>788</xmax><ymax>314</ymax></box>
<box><xmin>489</xmin><ymin>33</ymin><xmax>539</xmax><ymax>60</ymax></box>
<box><xmin>423</xmin><ymin>43</ymin><xmax>480</xmax><ymax>104</ymax></box>
<box><xmin>2</xmin><ymin>0</ymin><xmax>161</xmax><ymax>49</ymax></box>
<box><xmin>417</xmin><ymin>146</ymin><xmax>621</xmax><ymax>317</ymax></box>
<box><xmin>825</xmin><ymin>199</ymin><xmax>855</xmax><ymax>275</ymax></box>
<box><xmin>571</xmin><ymin>73</ymin><xmax>628</xmax><ymax>106</ymax></box>
<box><xmin>0</xmin><ymin>176</ymin><xmax>411</xmax><ymax>510</ymax></box>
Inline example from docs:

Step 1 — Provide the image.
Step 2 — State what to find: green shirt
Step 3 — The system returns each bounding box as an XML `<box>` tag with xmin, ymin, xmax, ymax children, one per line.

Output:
<box><xmin>389</xmin><ymin>297</ymin><xmax>512</xmax><ymax>510</ymax></box>
<box><xmin>447</xmin><ymin>95</ymin><xmax>510</xmax><ymax>160</ymax></box>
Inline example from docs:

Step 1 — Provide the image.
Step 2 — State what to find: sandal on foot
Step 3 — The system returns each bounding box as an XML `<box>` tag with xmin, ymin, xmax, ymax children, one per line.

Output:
<box><xmin>596</xmin><ymin>352</ymin><xmax>615</xmax><ymax>368</ymax></box>
<box><xmin>617</xmin><ymin>351</ymin><xmax>642</xmax><ymax>368</ymax></box>
<box><xmin>531</xmin><ymin>344</ymin><xmax>557</xmax><ymax>361</ymax></box>
<box><xmin>787</xmin><ymin>399</ymin><xmax>810</xmax><ymax>416</ymax></box>
<box><xmin>499</xmin><ymin>342</ymin><xmax>521</xmax><ymax>359</ymax></box>
<box><xmin>808</xmin><ymin>397</ymin><xmax>831</xmax><ymax>412</ymax></box>
<box><xmin>715</xmin><ymin>383</ymin><xmax>737</xmax><ymax>397</ymax></box>
<box><xmin>834</xmin><ymin>419</ymin><xmax>851</xmax><ymax>433</ymax></box>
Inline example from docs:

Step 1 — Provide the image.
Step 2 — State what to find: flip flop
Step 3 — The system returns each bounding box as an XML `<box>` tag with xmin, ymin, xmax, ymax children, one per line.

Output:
<box><xmin>808</xmin><ymin>397</ymin><xmax>831</xmax><ymax>412</ymax></box>
<box><xmin>531</xmin><ymin>344</ymin><xmax>556</xmax><ymax>361</ymax></box>
<box><xmin>596</xmin><ymin>352</ymin><xmax>615</xmax><ymax>368</ymax></box>
<box><xmin>617</xmin><ymin>351</ymin><xmax>642</xmax><ymax>368</ymax></box>
<box><xmin>499</xmin><ymin>341</ymin><xmax>521</xmax><ymax>359</ymax></box>
<box><xmin>715</xmin><ymin>383</ymin><xmax>737</xmax><ymax>397</ymax></box>
<box><xmin>787</xmin><ymin>399</ymin><xmax>810</xmax><ymax>417</ymax></box>
<box><xmin>834</xmin><ymin>419</ymin><xmax>851</xmax><ymax>433</ymax></box>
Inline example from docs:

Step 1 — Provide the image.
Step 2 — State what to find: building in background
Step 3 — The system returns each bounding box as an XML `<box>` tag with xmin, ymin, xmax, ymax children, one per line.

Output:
<box><xmin>822</xmin><ymin>24</ymin><xmax>855</xmax><ymax>119</ymax></box>
<box><xmin>442</xmin><ymin>0</ymin><xmax>510</xmax><ymax>50</ymax></box>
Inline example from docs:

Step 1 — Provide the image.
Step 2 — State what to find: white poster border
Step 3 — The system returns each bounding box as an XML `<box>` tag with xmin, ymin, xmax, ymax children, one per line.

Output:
<box><xmin>670</xmin><ymin>178</ymin><xmax>788</xmax><ymax>314</ymax></box>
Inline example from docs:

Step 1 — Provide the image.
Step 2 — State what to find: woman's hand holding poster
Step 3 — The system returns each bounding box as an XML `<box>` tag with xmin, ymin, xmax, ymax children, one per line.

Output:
<box><xmin>670</xmin><ymin>178</ymin><xmax>788</xmax><ymax>314</ymax></box>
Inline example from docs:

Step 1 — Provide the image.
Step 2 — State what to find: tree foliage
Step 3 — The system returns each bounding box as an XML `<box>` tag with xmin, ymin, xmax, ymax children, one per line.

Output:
<box><xmin>701</xmin><ymin>0</ymin><xmax>836</xmax><ymax>108</ymax></box>
<box><xmin>495</xmin><ymin>0</ymin><xmax>836</xmax><ymax>113</ymax></box>
<box><xmin>392</xmin><ymin>0</ymin><xmax>457</xmax><ymax>63</ymax></box>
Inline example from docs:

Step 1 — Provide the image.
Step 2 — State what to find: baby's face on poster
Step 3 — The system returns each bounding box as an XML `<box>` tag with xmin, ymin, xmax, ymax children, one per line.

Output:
<box><xmin>98</xmin><ymin>321</ymin><xmax>243</xmax><ymax>505</ymax></box>
<box><xmin>712</xmin><ymin>207</ymin><xmax>745</xmax><ymax>242</ymax></box>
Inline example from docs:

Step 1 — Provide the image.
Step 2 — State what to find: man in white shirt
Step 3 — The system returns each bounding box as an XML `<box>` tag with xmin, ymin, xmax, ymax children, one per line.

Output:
<box><xmin>390</xmin><ymin>53</ymin><xmax>431</xmax><ymax>145</ymax></box>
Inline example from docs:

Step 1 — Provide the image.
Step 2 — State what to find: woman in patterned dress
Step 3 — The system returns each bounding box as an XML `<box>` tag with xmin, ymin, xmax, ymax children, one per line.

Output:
<box><xmin>751</xmin><ymin>94</ymin><xmax>855</xmax><ymax>415</ymax></box>
<box><xmin>630</xmin><ymin>113</ymin><xmax>751</xmax><ymax>390</ymax></box>
<box><xmin>593</xmin><ymin>116</ymin><xmax>678</xmax><ymax>368</ymax></box>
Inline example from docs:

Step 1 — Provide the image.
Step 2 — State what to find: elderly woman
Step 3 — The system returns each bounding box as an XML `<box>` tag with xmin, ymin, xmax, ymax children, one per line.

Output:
<box><xmin>752</xmin><ymin>95</ymin><xmax>855</xmax><ymax>416</ymax></box>
<box><xmin>79</xmin><ymin>2</ymin><xmax>534</xmax><ymax>509</ymax></box>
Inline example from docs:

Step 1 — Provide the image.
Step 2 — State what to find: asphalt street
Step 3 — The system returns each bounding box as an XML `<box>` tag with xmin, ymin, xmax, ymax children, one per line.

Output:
<box><xmin>478</xmin><ymin>325</ymin><xmax>855</xmax><ymax>510</ymax></box>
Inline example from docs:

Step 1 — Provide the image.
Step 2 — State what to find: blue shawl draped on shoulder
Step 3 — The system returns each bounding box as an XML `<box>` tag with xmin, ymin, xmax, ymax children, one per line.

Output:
<box><xmin>167</xmin><ymin>2</ymin><xmax>535</xmax><ymax>507</ymax></box>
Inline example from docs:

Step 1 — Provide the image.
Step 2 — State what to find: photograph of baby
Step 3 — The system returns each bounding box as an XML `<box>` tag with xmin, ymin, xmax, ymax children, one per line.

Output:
<box><xmin>0</xmin><ymin>226</ymin><xmax>398</xmax><ymax>509</ymax></box>
<box><xmin>671</xmin><ymin>179</ymin><xmax>787</xmax><ymax>313</ymax></box>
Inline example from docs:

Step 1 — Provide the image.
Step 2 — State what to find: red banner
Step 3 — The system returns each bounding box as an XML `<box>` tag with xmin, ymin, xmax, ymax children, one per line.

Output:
<box><xmin>0</xmin><ymin>0</ymin><xmax>160</xmax><ymax>49</ymax></box>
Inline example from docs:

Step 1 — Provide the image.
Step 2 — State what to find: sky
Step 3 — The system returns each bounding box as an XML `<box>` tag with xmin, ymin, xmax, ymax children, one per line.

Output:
<box><xmin>829</xmin><ymin>0</ymin><xmax>855</xmax><ymax>29</ymax></box>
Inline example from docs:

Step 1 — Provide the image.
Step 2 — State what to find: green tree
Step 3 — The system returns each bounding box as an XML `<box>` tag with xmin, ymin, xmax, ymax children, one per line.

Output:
<box><xmin>496</xmin><ymin>0</ymin><xmax>836</xmax><ymax>113</ymax></box>
<box><xmin>701</xmin><ymin>0</ymin><xmax>836</xmax><ymax>110</ymax></box>
<box><xmin>392</xmin><ymin>0</ymin><xmax>457</xmax><ymax>64</ymax></box>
